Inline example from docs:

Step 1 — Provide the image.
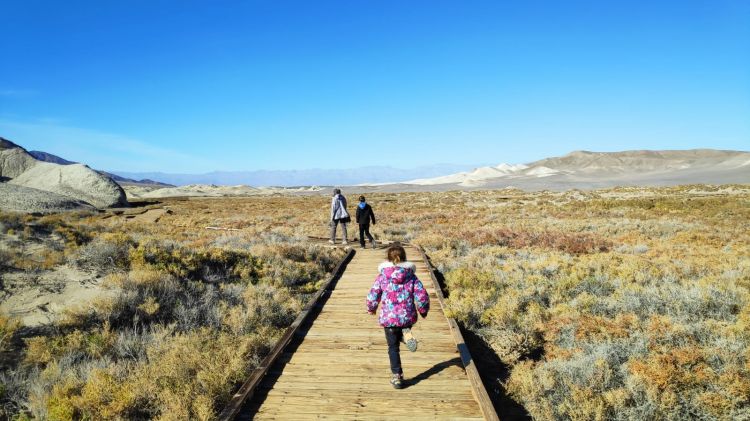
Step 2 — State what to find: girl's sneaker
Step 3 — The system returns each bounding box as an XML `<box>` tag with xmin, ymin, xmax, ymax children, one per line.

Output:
<box><xmin>390</xmin><ymin>373</ymin><xmax>404</xmax><ymax>389</ymax></box>
<box><xmin>402</xmin><ymin>328</ymin><xmax>418</xmax><ymax>352</ymax></box>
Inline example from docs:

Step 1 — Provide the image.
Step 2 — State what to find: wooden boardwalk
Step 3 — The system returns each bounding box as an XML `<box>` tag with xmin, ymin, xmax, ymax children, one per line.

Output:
<box><xmin>236</xmin><ymin>244</ymin><xmax>489</xmax><ymax>420</ymax></box>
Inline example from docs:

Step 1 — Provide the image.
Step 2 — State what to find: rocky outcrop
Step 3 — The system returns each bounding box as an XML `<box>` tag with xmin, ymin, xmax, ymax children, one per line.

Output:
<box><xmin>0</xmin><ymin>183</ymin><xmax>95</xmax><ymax>213</ymax></box>
<box><xmin>10</xmin><ymin>162</ymin><xmax>128</xmax><ymax>208</ymax></box>
<box><xmin>0</xmin><ymin>137</ymin><xmax>128</xmax><ymax>211</ymax></box>
<box><xmin>1</xmin><ymin>138</ymin><xmax>38</xmax><ymax>179</ymax></box>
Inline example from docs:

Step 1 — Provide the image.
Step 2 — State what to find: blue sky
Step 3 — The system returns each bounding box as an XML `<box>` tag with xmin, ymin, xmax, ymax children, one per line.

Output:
<box><xmin>1</xmin><ymin>0</ymin><xmax>748</xmax><ymax>173</ymax></box>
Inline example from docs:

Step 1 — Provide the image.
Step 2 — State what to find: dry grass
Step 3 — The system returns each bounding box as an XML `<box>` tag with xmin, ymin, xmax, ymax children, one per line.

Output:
<box><xmin>407</xmin><ymin>186</ymin><xmax>750</xmax><ymax>420</ymax></box>
<box><xmin>0</xmin><ymin>198</ymin><xmax>345</xmax><ymax>420</ymax></box>
<box><xmin>1</xmin><ymin>185</ymin><xmax>749</xmax><ymax>419</ymax></box>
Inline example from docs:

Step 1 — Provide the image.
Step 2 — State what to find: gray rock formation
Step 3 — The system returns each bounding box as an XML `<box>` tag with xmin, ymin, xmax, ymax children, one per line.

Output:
<box><xmin>10</xmin><ymin>162</ymin><xmax>128</xmax><ymax>208</ymax></box>
<box><xmin>0</xmin><ymin>137</ymin><xmax>128</xmax><ymax>211</ymax></box>
<box><xmin>0</xmin><ymin>183</ymin><xmax>95</xmax><ymax>213</ymax></box>
<box><xmin>1</xmin><ymin>138</ymin><xmax>38</xmax><ymax>179</ymax></box>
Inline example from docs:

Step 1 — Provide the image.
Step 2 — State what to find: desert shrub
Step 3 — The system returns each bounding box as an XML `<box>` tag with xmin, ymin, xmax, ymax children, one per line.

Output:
<box><xmin>3</xmin><ymin>227</ymin><xmax>344</xmax><ymax>420</ymax></box>
<box><xmin>3</xmin><ymin>187</ymin><xmax>747</xmax><ymax>420</ymax></box>
<box><xmin>416</xmin><ymin>188</ymin><xmax>750</xmax><ymax>419</ymax></box>
<box><xmin>0</xmin><ymin>248</ymin><xmax>13</xmax><ymax>274</ymax></box>
<box><xmin>461</xmin><ymin>227</ymin><xmax>611</xmax><ymax>254</ymax></box>
<box><xmin>129</xmin><ymin>240</ymin><xmax>261</xmax><ymax>282</ymax></box>
<box><xmin>68</xmin><ymin>233</ymin><xmax>134</xmax><ymax>274</ymax></box>
<box><xmin>27</xmin><ymin>328</ymin><xmax>267</xmax><ymax>420</ymax></box>
<box><xmin>0</xmin><ymin>212</ymin><xmax>28</xmax><ymax>234</ymax></box>
<box><xmin>0</xmin><ymin>315</ymin><xmax>20</xmax><ymax>352</ymax></box>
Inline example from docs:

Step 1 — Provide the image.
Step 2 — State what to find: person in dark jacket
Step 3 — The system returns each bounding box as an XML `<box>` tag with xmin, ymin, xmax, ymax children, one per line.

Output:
<box><xmin>356</xmin><ymin>195</ymin><xmax>376</xmax><ymax>249</ymax></box>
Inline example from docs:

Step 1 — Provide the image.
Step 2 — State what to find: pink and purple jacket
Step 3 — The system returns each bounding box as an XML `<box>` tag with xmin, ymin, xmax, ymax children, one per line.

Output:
<box><xmin>366</xmin><ymin>261</ymin><xmax>430</xmax><ymax>327</ymax></box>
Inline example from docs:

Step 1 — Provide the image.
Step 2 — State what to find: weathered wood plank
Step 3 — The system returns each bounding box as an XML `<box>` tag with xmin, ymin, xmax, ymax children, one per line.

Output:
<box><xmin>217</xmin><ymin>249</ymin><xmax>355</xmax><ymax>421</ymax></box>
<box><xmin>232</xmin><ymin>244</ymin><xmax>489</xmax><ymax>420</ymax></box>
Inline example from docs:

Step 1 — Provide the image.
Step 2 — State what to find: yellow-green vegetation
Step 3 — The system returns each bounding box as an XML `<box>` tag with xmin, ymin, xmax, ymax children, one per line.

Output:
<box><xmin>410</xmin><ymin>186</ymin><xmax>750</xmax><ymax>420</ymax></box>
<box><xmin>1</xmin><ymin>185</ymin><xmax>748</xmax><ymax>420</ymax></box>
<box><xmin>0</xmin><ymin>201</ymin><xmax>345</xmax><ymax>420</ymax></box>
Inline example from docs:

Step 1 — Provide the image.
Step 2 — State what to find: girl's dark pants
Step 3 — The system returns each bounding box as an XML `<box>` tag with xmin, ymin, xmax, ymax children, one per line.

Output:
<box><xmin>384</xmin><ymin>327</ymin><xmax>404</xmax><ymax>375</ymax></box>
<box><xmin>359</xmin><ymin>224</ymin><xmax>374</xmax><ymax>247</ymax></box>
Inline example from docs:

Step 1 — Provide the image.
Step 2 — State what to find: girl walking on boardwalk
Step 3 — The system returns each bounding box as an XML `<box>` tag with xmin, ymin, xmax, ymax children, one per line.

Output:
<box><xmin>329</xmin><ymin>188</ymin><xmax>350</xmax><ymax>245</ymax></box>
<box><xmin>355</xmin><ymin>195</ymin><xmax>376</xmax><ymax>249</ymax></box>
<box><xmin>366</xmin><ymin>244</ymin><xmax>430</xmax><ymax>389</ymax></box>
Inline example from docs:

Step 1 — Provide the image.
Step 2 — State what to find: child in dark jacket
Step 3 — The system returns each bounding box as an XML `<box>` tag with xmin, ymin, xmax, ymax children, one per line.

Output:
<box><xmin>355</xmin><ymin>195</ymin><xmax>376</xmax><ymax>249</ymax></box>
<box><xmin>366</xmin><ymin>244</ymin><xmax>430</xmax><ymax>389</ymax></box>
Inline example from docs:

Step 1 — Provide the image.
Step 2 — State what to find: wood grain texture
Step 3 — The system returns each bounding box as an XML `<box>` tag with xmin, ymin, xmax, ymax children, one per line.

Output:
<box><xmin>231</xmin><ymin>243</ymin><xmax>491</xmax><ymax>420</ymax></box>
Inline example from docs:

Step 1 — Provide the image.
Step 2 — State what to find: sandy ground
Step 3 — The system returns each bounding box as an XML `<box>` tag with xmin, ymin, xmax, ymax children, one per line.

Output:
<box><xmin>0</xmin><ymin>265</ymin><xmax>114</xmax><ymax>327</ymax></box>
<box><xmin>124</xmin><ymin>184</ymin><xmax>324</xmax><ymax>200</ymax></box>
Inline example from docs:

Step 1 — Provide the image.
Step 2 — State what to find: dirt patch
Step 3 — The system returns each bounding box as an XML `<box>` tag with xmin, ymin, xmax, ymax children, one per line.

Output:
<box><xmin>0</xmin><ymin>265</ymin><xmax>113</xmax><ymax>327</ymax></box>
<box><xmin>127</xmin><ymin>208</ymin><xmax>170</xmax><ymax>224</ymax></box>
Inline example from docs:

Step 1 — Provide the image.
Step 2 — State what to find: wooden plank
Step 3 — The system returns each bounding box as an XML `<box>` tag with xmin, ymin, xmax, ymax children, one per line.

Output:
<box><xmin>249</xmin><ymin>396</ymin><xmax>482</xmax><ymax>415</ymax></box>
<box><xmin>268</xmin><ymin>365</ymin><xmax>471</xmax><ymax>380</ymax></box>
<box><xmin>236</xmin><ymin>244</ymin><xmax>488</xmax><ymax>420</ymax></box>
<box><xmin>248</xmin><ymin>402</ymin><xmax>484</xmax><ymax>420</ymax></box>
<box><xmin>217</xmin><ymin>249</ymin><xmax>355</xmax><ymax>421</ymax></box>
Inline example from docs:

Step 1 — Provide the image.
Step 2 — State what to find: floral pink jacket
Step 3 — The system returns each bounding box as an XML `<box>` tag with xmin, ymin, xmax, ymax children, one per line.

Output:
<box><xmin>366</xmin><ymin>262</ymin><xmax>430</xmax><ymax>327</ymax></box>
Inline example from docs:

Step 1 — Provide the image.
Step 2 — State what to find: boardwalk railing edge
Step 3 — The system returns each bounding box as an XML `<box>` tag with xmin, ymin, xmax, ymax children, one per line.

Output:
<box><xmin>416</xmin><ymin>245</ymin><xmax>501</xmax><ymax>421</ymax></box>
<box><xmin>218</xmin><ymin>248</ymin><xmax>356</xmax><ymax>421</ymax></box>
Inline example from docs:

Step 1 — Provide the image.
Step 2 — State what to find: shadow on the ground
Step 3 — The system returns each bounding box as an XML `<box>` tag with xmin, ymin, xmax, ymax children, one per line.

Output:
<box><xmin>427</xmin><ymin>256</ymin><xmax>531</xmax><ymax>420</ymax></box>
<box><xmin>125</xmin><ymin>199</ymin><xmax>162</xmax><ymax>208</ymax></box>
<box><xmin>461</xmin><ymin>327</ymin><xmax>531</xmax><ymax>420</ymax></box>
<box><xmin>0</xmin><ymin>325</ymin><xmax>57</xmax><ymax>371</ymax></box>
<box><xmin>405</xmin><ymin>356</ymin><xmax>462</xmax><ymax>387</ymax></box>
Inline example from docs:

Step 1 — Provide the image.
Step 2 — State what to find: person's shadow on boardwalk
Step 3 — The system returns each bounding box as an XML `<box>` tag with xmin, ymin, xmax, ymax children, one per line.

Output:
<box><xmin>404</xmin><ymin>357</ymin><xmax>462</xmax><ymax>388</ymax></box>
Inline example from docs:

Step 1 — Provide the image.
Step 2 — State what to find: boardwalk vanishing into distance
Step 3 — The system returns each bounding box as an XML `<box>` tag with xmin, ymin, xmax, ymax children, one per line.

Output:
<box><xmin>223</xmin><ymin>242</ymin><xmax>498</xmax><ymax>420</ymax></box>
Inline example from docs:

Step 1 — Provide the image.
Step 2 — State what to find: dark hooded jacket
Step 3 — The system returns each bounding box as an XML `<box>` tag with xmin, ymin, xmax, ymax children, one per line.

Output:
<box><xmin>356</xmin><ymin>203</ymin><xmax>376</xmax><ymax>225</ymax></box>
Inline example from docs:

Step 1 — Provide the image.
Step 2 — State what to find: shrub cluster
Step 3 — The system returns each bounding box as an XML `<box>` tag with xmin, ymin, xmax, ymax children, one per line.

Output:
<box><xmin>0</xmin><ymin>212</ymin><xmax>344</xmax><ymax>420</ymax></box>
<box><xmin>424</xmin><ymin>189</ymin><xmax>750</xmax><ymax>419</ymax></box>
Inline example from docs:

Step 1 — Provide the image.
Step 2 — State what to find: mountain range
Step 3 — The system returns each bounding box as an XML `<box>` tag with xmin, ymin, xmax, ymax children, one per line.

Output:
<box><xmin>111</xmin><ymin>149</ymin><xmax>749</xmax><ymax>190</ymax></box>
<box><xmin>365</xmin><ymin>149</ymin><xmax>750</xmax><ymax>192</ymax></box>
<box><xmin>112</xmin><ymin>164</ymin><xmax>479</xmax><ymax>187</ymax></box>
<box><xmin>4</xmin><ymin>134</ymin><xmax>749</xmax><ymax>204</ymax></box>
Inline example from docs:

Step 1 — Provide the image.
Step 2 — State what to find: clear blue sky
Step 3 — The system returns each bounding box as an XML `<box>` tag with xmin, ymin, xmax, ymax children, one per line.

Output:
<box><xmin>1</xmin><ymin>0</ymin><xmax>748</xmax><ymax>173</ymax></box>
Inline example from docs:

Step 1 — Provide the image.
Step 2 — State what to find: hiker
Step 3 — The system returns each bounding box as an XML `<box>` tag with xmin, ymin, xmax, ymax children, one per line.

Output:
<box><xmin>355</xmin><ymin>195</ymin><xmax>376</xmax><ymax>249</ymax></box>
<box><xmin>365</xmin><ymin>244</ymin><xmax>429</xmax><ymax>389</ymax></box>
<box><xmin>329</xmin><ymin>188</ymin><xmax>350</xmax><ymax>245</ymax></box>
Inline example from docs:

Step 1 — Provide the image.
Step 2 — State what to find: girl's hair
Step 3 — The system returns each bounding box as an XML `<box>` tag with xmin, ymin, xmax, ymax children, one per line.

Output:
<box><xmin>387</xmin><ymin>244</ymin><xmax>407</xmax><ymax>264</ymax></box>
<box><xmin>359</xmin><ymin>195</ymin><xmax>366</xmax><ymax>202</ymax></box>
<box><xmin>333</xmin><ymin>188</ymin><xmax>341</xmax><ymax>195</ymax></box>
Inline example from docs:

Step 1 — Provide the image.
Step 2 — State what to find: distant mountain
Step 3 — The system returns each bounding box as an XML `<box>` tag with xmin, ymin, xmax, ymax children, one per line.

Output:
<box><xmin>112</xmin><ymin>164</ymin><xmax>478</xmax><ymax>187</ymax></box>
<box><xmin>373</xmin><ymin>149</ymin><xmax>750</xmax><ymax>191</ymax></box>
<box><xmin>99</xmin><ymin>172</ymin><xmax>173</xmax><ymax>187</ymax></box>
<box><xmin>29</xmin><ymin>150</ymin><xmax>76</xmax><ymax>165</ymax></box>
<box><xmin>528</xmin><ymin>149</ymin><xmax>749</xmax><ymax>173</ymax></box>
